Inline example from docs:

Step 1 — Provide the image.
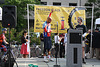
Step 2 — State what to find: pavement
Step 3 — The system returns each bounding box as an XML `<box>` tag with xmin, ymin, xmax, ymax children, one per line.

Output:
<box><xmin>13</xmin><ymin>57</ymin><xmax>100</xmax><ymax>67</ymax></box>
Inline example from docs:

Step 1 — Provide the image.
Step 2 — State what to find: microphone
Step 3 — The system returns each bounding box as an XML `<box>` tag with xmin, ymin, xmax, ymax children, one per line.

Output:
<box><xmin>56</xmin><ymin>22</ymin><xmax>58</xmax><ymax>25</ymax></box>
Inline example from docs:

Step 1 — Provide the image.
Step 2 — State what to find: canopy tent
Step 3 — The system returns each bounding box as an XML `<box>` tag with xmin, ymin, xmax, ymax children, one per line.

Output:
<box><xmin>95</xmin><ymin>18</ymin><xmax>100</xmax><ymax>29</ymax></box>
<box><xmin>95</xmin><ymin>18</ymin><xmax>100</xmax><ymax>24</ymax></box>
<box><xmin>0</xmin><ymin>7</ymin><xmax>2</xmax><ymax>20</ymax></box>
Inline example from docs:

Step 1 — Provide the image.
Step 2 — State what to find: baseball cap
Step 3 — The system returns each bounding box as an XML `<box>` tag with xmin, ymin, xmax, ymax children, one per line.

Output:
<box><xmin>2</xmin><ymin>28</ymin><xmax>7</xmax><ymax>31</ymax></box>
<box><xmin>95</xmin><ymin>28</ymin><xmax>99</xmax><ymax>31</ymax></box>
<box><xmin>78</xmin><ymin>17</ymin><xmax>83</xmax><ymax>22</ymax></box>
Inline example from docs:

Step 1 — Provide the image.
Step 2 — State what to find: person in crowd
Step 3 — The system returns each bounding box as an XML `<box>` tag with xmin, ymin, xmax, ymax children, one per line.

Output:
<box><xmin>64</xmin><ymin>29</ymin><xmax>69</xmax><ymax>58</ymax></box>
<box><xmin>20</xmin><ymin>31</ymin><xmax>29</xmax><ymax>58</ymax></box>
<box><xmin>92</xmin><ymin>29</ymin><xmax>100</xmax><ymax>59</ymax></box>
<box><xmin>54</xmin><ymin>33</ymin><xmax>60</xmax><ymax>58</ymax></box>
<box><xmin>84</xmin><ymin>29</ymin><xmax>91</xmax><ymax>59</ymax></box>
<box><xmin>76</xmin><ymin>17</ymin><xmax>87</xmax><ymax>64</ymax></box>
<box><xmin>43</xmin><ymin>10</ymin><xmax>54</xmax><ymax>62</ymax></box>
<box><xmin>0</xmin><ymin>28</ymin><xmax>8</xmax><ymax>52</ymax></box>
<box><xmin>59</xmin><ymin>33</ymin><xmax>65</xmax><ymax>58</ymax></box>
<box><xmin>40</xmin><ymin>33</ymin><xmax>44</xmax><ymax>57</ymax></box>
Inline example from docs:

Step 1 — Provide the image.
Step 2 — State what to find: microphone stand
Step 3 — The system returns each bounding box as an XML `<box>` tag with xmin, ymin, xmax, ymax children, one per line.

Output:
<box><xmin>53</xmin><ymin>22</ymin><xmax>60</xmax><ymax>67</ymax></box>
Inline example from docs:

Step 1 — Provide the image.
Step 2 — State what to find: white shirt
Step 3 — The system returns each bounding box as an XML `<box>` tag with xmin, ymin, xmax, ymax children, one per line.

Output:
<box><xmin>54</xmin><ymin>35</ymin><xmax>60</xmax><ymax>44</ymax></box>
<box><xmin>64</xmin><ymin>33</ymin><xmax>67</xmax><ymax>43</ymax></box>
<box><xmin>82</xmin><ymin>32</ymin><xmax>87</xmax><ymax>37</ymax></box>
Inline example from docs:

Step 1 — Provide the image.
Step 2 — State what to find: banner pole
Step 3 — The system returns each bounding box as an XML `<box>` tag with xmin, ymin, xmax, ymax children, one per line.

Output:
<box><xmin>78</xmin><ymin>0</ymin><xmax>80</xmax><ymax>6</ymax></box>
<box><xmin>90</xmin><ymin>4</ymin><xmax>94</xmax><ymax>58</ymax></box>
<box><xmin>27</xmin><ymin>4</ymin><xmax>30</xmax><ymax>58</ymax></box>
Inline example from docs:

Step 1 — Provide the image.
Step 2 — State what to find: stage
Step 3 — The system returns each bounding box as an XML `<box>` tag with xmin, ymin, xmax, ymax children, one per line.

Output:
<box><xmin>14</xmin><ymin>58</ymin><xmax>100</xmax><ymax>67</ymax></box>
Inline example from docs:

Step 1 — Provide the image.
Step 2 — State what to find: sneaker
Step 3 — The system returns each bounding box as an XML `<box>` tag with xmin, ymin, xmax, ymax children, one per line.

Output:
<box><xmin>48</xmin><ymin>58</ymin><xmax>54</xmax><ymax>62</ymax></box>
<box><xmin>83</xmin><ymin>58</ymin><xmax>86</xmax><ymax>64</ymax></box>
<box><xmin>83</xmin><ymin>61</ymin><xmax>86</xmax><ymax>64</ymax></box>
<box><xmin>85</xmin><ymin>56</ymin><xmax>88</xmax><ymax>59</ymax></box>
<box><xmin>38</xmin><ymin>56</ymin><xmax>44</xmax><ymax>58</ymax></box>
<box><xmin>44</xmin><ymin>59</ymin><xmax>49</xmax><ymax>62</ymax></box>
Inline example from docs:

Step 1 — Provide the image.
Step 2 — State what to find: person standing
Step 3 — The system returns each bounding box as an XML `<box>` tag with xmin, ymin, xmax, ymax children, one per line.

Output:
<box><xmin>76</xmin><ymin>17</ymin><xmax>87</xmax><ymax>64</ymax></box>
<box><xmin>92</xmin><ymin>29</ymin><xmax>100</xmax><ymax>59</ymax></box>
<box><xmin>40</xmin><ymin>33</ymin><xmax>44</xmax><ymax>57</ymax></box>
<box><xmin>20</xmin><ymin>31</ymin><xmax>29</xmax><ymax>58</ymax></box>
<box><xmin>43</xmin><ymin>10</ymin><xmax>53</xmax><ymax>62</ymax></box>
<box><xmin>59</xmin><ymin>33</ymin><xmax>65</xmax><ymax>58</ymax></box>
<box><xmin>84</xmin><ymin>29</ymin><xmax>91</xmax><ymax>59</ymax></box>
<box><xmin>54</xmin><ymin>33</ymin><xmax>60</xmax><ymax>58</ymax></box>
<box><xmin>64</xmin><ymin>29</ymin><xmax>69</xmax><ymax>58</ymax></box>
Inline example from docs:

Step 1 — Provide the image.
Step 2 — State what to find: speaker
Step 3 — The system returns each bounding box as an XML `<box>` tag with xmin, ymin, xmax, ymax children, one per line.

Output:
<box><xmin>70</xmin><ymin>33</ymin><xmax>81</xmax><ymax>44</ymax></box>
<box><xmin>2</xmin><ymin>5</ymin><xmax>17</xmax><ymax>28</ymax></box>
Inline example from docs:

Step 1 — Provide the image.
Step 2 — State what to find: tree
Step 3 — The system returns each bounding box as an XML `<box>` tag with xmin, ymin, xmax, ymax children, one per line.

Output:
<box><xmin>1</xmin><ymin>0</ymin><xmax>40</xmax><ymax>32</ymax></box>
<box><xmin>0</xmin><ymin>0</ymin><xmax>41</xmax><ymax>45</ymax></box>
<box><xmin>85</xmin><ymin>0</ymin><xmax>100</xmax><ymax>29</ymax></box>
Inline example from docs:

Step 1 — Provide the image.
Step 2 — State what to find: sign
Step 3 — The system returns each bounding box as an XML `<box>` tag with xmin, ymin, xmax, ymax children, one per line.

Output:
<box><xmin>0</xmin><ymin>7</ymin><xmax>2</xmax><ymax>20</ymax></box>
<box><xmin>34</xmin><ymin>5</ymin><xmax>86</xmax><ymax>33</ymax></box>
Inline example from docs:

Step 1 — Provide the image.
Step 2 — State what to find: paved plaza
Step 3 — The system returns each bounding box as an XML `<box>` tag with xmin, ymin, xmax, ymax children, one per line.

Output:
<box><xmin>13</xmin><ymin>58</ymin><xmax>100</xmax><ymax>67</ymax></box>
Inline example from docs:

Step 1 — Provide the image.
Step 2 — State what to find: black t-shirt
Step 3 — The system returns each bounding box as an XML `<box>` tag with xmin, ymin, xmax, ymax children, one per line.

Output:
<box><xmin>92</xmin><ymin>32</ymin><xmax>100</xmax><ymax>48</ymax></box>
<box><xmin>76</xmin><ymin>25</ymin><xmax>87</xmax><ymax>34</ymax></box>
<box><xmin>21</xmin><ymin>36</ymin><xmax>28</xmax><ymax>43</ymax></box>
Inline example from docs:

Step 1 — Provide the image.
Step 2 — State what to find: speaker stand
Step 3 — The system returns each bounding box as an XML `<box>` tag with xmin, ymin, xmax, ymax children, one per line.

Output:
<box><xmin>8</xmin><ymin>28</ymin><xmax>18</xmax><ymax>67</ymax></box>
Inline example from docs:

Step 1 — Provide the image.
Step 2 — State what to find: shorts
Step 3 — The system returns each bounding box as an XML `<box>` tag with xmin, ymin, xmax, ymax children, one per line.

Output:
<box><xmin>82</xmin><ymin>41</ymin><xmax>85</xmax><ymax>47</ymax></box>
<box><xmin>0</xmin><ymin>45</ymin><xmax>7</xmax><ymax>52</ymax></box>
<box><xmin>44</xmin><ymin>37</ymin><xmax>52</xmax><ymax>50</ymax></box>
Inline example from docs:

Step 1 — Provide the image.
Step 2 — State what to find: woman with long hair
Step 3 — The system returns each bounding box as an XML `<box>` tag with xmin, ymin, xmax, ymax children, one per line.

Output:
<box><xmin>20</xmin><ymin>31</ymin><xmax>29</xmax><ymax>58</ymax></box>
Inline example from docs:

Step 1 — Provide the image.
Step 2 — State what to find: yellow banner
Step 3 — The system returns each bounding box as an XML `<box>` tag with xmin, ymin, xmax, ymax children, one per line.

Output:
<box><xmin>34</xmin><ymin>5</ymin><xmax>86</xmax><ymax>33</ymax></box>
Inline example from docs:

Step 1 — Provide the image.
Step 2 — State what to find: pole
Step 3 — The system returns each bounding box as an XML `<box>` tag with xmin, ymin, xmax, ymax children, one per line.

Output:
<box><xmin>80</xmin><ymin>0</ymin><xmax>81</xmax><ymax>6</ymax></box>
<box><xmin>53</xmin><ymin>22</ymin><xmax>60</xmax><ymax>67</ymax></box>
<box><xmin>8</xmin><ymin>28</ymin><xmax>11</xmax><ymax>67</ymax></box>
<box><xmin>56</xmin><ymin>22</ymin><xmax>58</xmax><ymax>65</ymax></box>
<box><xmin>78</xmin><ymin>0</ymin><xmax>80</xmax><ymax>6</ymax></box>
<box><xmin>27</xmin><ymin>4</ymin><xmax>30</xmax><ymax>58</ymax></box>
<box><xmin>90</xmin><ymin>4</ymin><xmax>94</xmax><ymax>58</ymax></box>
<box><xmin>95</xmin><ymin>24</ymin><xmax>96</xmax><ymax>29</ymax></box>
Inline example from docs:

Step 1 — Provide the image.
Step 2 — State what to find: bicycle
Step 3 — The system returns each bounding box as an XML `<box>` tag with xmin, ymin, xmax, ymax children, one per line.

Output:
<box><xmin>0</xmin><ymin>46</ymin><xmax>16</xmax><ymax>67</ymax></box>
<box><xmin>10</xmin><ymin>40</ymin><xmax>22</xmax><ymax>58</ymax></box>
<box><xmin>11</xmin><ymin>44</ymin><xmax>22</xmax><ymax>58</ymax></box>
<box><xmin>30</xmin><ymin>45</ymin><xmax>41</xmax><ymax>58</ymax></box>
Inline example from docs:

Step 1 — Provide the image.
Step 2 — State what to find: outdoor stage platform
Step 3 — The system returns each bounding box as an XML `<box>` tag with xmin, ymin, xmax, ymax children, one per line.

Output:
<box><xmin>14</xmin><ymin>58</ymin><xmax>100</xmax><ymax>67</ymax></box>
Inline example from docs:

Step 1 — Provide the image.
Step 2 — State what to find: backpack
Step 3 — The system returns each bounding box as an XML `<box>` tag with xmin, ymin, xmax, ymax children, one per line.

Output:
<box><xmin>0</xmin><ymin>34</ymin><xmax>3</xmax><ymax>46</ymax></box>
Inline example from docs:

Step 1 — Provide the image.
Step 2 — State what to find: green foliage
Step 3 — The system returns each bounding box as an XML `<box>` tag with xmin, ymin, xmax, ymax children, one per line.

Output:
<box><xmin>0</xmin><ymin>0</ymin><xmax>41</xmax><ymax>45</ymax></box>
<box><xmin>88</xmin><ymin>0</ymin><xmax>96</xmax><ymax>3</ymax></box>
<box><xmin>29</xmin><ymin>27</ymin><xmax>41</xmax><ymax>45</ymax></box>
<box><xmin>0</xmin><ymin>22</ymin><xmax>3</xmax><ymax>34</ymax></box>
<box><xmin>1</xmin><ymin>0</ymin><xmax>40</xmax><ymax>32</ymax></box>
<box><xmin>51</xmin><ymin>33</ymin><xmax>55</xmax><ymax>45</ymax></box>
<box><xmin>85</xmin><ymin>0</ymin><xmax>100</xmax><ymax>29</ymax></box>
